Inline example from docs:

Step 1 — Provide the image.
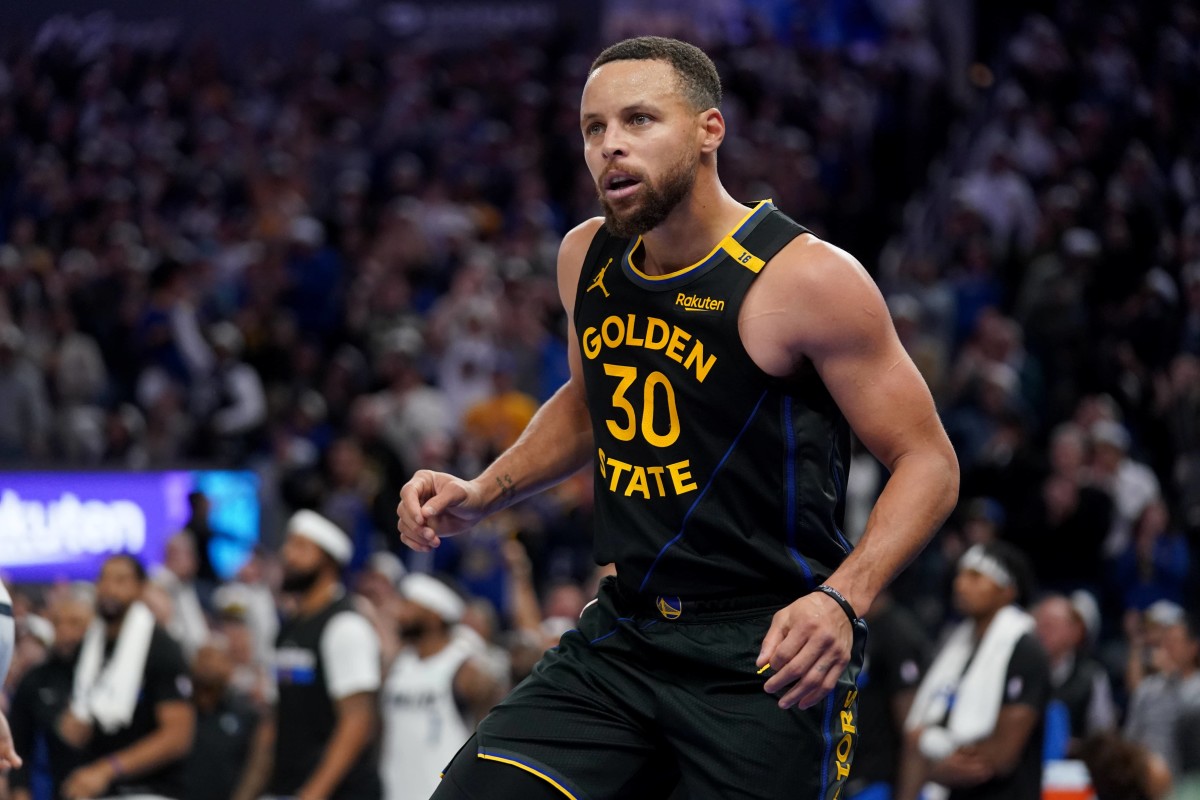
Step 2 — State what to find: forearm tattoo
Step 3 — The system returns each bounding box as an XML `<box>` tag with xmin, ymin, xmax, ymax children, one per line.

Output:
<box><xmin>496</xmin><ymin>473</ymin><xmax>516</xmax><ymax>504</ymax></box>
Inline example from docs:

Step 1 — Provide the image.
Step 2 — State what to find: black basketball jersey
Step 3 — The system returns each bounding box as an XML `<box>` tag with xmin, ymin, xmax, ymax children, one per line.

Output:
<box><xmin>573</xmin><ymin>200</ymin><xmax>853</xmax><ymax>600</ymax></box>
<box><xmin>272</xmin><ymin>594</ymin><xmax>382</xmax><ymax>799</ymax></box>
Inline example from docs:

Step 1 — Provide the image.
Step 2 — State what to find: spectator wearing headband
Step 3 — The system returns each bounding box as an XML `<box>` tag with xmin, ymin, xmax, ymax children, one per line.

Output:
<box><xmin>380</xmin><ymin>573</ymin><xmax>504</xmax><ymax>800</ymax></box>
<box><xmin>250</xmin><ymin>510</ymin><xmax>383</xmax><ymax>800</ymax></box>
<box><xmin>897</xmin><ymin>541</ymin><xmax>1050</xmax><ymax>800</ymax></box>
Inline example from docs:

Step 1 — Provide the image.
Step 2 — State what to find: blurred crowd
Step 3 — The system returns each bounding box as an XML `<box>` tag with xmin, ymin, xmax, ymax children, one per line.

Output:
<box><xmin>1</xmin><ymin>0</ymin><xmax>1200</xmax><ymax>796</ymax></box>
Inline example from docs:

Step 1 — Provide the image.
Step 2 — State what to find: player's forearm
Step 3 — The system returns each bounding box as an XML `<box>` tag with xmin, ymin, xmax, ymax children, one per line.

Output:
<box><xmin>472</xmin><ymin>381</ymin><xmax>593</xmax><ymax>513</ymax></box>
<box><xmin>894</xmin><ymin>730</ymin><xmax>931</xmax><ymax>800</ymax></box>
<box><xmin>301</xmin><ymin>699</ymin><xmax>375</xmax><ymax>798</ymax></box>
<box><xmin>107</xmin><ymin>705</ymin><xmax>195</xmax><ymax>780</ymax></box>
<box><xmin>230</xmin><ymin>720</ymin><xmax>275</xmax><ymax>800</ymax></box>
<box><xmin>825</xmin><ymin>447</ymin><xmax>959</xmax><ymax>616</ymax></box>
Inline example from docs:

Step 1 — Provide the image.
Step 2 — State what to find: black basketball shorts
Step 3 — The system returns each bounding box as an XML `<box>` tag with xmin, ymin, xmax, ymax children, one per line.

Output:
<box><xmin>440</xmin><ymin>576</ymin><xmax>868</xmax><ymax>800</ymax></box>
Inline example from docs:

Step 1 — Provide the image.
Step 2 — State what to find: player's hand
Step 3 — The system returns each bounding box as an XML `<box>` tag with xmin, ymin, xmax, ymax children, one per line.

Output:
<box><xmin>62</xmin><ymin>760</ymin><xmax>114</xmax><ymax>799</ymax></box>
<box><xmin>0</xmin><ymin>710</ymin><xmax>21</xmax><ymax>772</ymax></box>
<box><xmin>396</xmin><ymin>469</ymin><xmax>487</xmax><ymax>552</ymax></box>
<box><xmin>756</xmin><ymin>592</ymin><xmax>852</xmax><ymax>709</ymax></box>
<box><xmin>929</xmin><ymin>746</ymin><xmax>994</xmax><ymax>787</ymax></box>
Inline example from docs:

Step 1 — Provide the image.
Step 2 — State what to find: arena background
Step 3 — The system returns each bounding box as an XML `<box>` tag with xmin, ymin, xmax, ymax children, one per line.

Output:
<box><xmin>1</xmin><ymin>0</ymin><xmax>1198</xmax><ymax>797</ymax></box>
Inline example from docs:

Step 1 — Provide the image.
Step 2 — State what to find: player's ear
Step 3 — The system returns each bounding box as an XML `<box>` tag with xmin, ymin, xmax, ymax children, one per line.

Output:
<box><xmin>699</xmin><ymin>108</ymin><xmax>724</xmax><ymax>154</ymax></box>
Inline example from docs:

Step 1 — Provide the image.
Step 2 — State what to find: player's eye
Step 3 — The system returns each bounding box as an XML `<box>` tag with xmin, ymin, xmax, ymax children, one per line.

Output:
<box><xmin>631</xmin><ymin>114</ymin><xmax>650</xmax><ymax>126</ymax></box>
<box><xmin>585</xmin><ymin>122</ymin><xmax>604</xmax><ymax>136</ymax></box>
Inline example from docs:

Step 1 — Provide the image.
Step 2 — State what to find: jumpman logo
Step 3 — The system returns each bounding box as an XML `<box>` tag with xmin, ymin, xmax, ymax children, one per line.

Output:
<box><xmin>587</xmin><ymin>258</ymin><xmax>612</xmax><ymax>298</ymax></box>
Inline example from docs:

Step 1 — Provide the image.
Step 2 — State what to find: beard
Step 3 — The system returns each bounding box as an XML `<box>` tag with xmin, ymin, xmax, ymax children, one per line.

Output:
<box><xmin>281</xmin><ymin>565</ymin><xmax>321</xmax><ymax>593</ymax></box>
<box><xmin>96</xmin><ymin>597</ymin><xmax>130</xmax><ymax>622</ymax></box>
<box><xmin>598</xmin><ymin>151</ymin><xmax>697</xmax><ymax>239</ymax></box>
<box><xmin>399</xmin><ymin>621</ymin><xmax>430</xmax><ymax>643</ymax></box>
<box><xmin>192</xmin><ymin>673</ymin><xmax>227</xmax><ymax>693</ymax></box>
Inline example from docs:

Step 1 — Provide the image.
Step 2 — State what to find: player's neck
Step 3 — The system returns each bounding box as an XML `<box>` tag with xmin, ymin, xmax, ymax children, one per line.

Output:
<box><xmin>638</xmin><ymin>180</ymin><xmax>748</xmax><ymax>276</ymax></box>
<box><xmin>298</xmin><ymin>576</ymin><xmax>341</xmax><ymax>617</ymax></box>
<box><xmin>415</xmin><ymin>629</ymin><xmax>452</xmax><ymax>659</ymax></box>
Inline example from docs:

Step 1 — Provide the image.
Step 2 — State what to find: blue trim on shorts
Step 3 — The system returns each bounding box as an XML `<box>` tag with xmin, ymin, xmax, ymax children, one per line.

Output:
<box><xmin>817</xmin><ymin>693</ymin><xmax>835</xmax><ymax>800</ymax></box>
<box><xmin>639</xmin><ymin>391</ymin><xmax>768</xmax><ymax>592</ymax></box>
<box><xmin>477</xmin><ymin>746</ymin><xmax>586</xmax><ymax>800</ymax></box>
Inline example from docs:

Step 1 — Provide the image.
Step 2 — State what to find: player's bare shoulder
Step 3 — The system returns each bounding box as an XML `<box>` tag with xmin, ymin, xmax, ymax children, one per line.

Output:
<box><xmin>740</xmin><ymin>233</ymin><xmax>889</xmax><ymax>377</ymax></box>
<box><xmin>557</xmin><ymin>217</ymin><xmax>606</xmax><ymax>313</ymax></box>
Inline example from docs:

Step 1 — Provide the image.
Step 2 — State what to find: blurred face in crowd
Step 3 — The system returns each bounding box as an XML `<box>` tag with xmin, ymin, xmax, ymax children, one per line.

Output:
<box><xmin>1034</xmin><ymin>597</ymin><xmax>1082</xmax><ymax>660</ymax></box>
<box><xmin>1049</xmin><ymin>427</ymin><xmax>1086</xmax><ymax>476</ymax></box>
<box><xmin>1157</xmin><ymin>622</ymin><xmax>1200</xmax><ymax>675</ymax></box>
<box><xmin>192</xmin><ymin>640</ymin><xmax>234</xmax><ymax>693</ymax></box>
<box><xmin>188</xmin><ymin>492</ymin><xmax>211</xmax><ymax>523</ymax></box>
<box><xmin>1091</xmin><ymin>441</ymin><xmax>1123</xmax><ymax>474</ymax></box>
<box><xmin>96</xmin><ymin>556</ymin><xmax>145</xmax><ymax>623</ymax></box>
<box><xmin>581</xmin><ymin>59</ymin><xmax>709</xmax><ymax>238</ymax></box>
<box><xmin>50</xmin><ymin>596</ymin><xmax>93</xmax><ymax>659</ymax></box>
<box><xmin>355</xmin><ymin>569</ymin><xmax>397</xmax><ymax>610</ymax></box>
<box><xmin>953</xmin><ymin>567</ymin><xmax>1014</xmax><ymax>621</ymax></box>
<box><xmin>217</xmin><ymin>617</ymin><xmax>255</xmax><ymax>666</ymax></box>
<box><xmin>543</xmin><ymin>583</ymin><xmax>586</xmax><ymax>622</ymax></box>
<box><xmin>395</xmin><ymin>598</ymin><xmax>444</xmax><ymax>643</ymax></box>
<box><xmin>461</xmin><ymin>599</ymin><xmax>499</xmax><ymax>644</ymax></box>
<box><xmin>165</xmin><ymin>532</ymin><xmax>198</xmax><ymax>581</ymax></box>
<box><xmin>280</xmin><ymin>535</ymin><xmax>330</xmax><ymax>593</ymax></box>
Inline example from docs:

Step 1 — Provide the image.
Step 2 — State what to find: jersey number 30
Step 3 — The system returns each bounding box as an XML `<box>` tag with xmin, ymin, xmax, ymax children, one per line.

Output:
<box><xmin>603</xmin><ymin>363</ymin><xmax>680</xmax><ymax>447</ymax></box>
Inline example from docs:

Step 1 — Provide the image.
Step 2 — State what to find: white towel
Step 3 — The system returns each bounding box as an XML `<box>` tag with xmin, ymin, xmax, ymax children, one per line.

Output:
<box><xmin>905</xmin><ymin>605</ymin><xmax>1034</xmax><ymax>796</ymax></box>
<box><xmin>71</xmin><ymin>601</ymin><xmax>156</xmax><ymax>734</ymax></box>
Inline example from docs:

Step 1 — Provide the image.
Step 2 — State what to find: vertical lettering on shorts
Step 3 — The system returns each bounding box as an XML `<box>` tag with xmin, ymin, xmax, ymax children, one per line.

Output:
<box><xmin>827</xmin><ymin>686</ymin><xmax>858</xmax><ymax>800</ymax></box>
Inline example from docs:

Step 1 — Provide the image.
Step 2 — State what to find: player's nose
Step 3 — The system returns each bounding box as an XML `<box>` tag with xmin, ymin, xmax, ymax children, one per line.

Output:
<box><xmin>601</xmin><ymin>127</ymin><xmax>629</xmax><ymax>161</ymax></box>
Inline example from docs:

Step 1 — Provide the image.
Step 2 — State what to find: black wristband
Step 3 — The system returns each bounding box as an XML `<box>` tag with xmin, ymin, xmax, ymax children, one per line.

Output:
<box><xmin>814</xmin><ymin>584</ymin><xmax>858</xmax><ymax>625</ymax></box>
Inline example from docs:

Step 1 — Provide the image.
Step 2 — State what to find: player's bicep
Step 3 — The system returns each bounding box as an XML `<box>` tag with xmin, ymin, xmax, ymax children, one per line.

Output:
<box><xmin>802</xmin><ymin>253</ymin><xmax>947</xmax><ymax>471</ymax></box>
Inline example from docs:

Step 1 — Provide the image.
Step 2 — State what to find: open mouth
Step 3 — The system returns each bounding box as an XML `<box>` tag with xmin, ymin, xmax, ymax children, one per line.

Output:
<box><xmin>602</xmin><ymin>171</ymin><xmax>642</xmax><ymax>200</ymax></box>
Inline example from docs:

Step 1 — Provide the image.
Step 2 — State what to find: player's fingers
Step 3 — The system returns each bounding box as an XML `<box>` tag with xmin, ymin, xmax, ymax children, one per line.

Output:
<box><xmin>756</xmin><ymin>611</ymin><xmax>792</xmax><ymax>668</ymax></box>
<box><xmin>762</xmin><ymin>630</ymin><xmax>824</xmax><ymax>695</ymax></box>
<box><xmin>787</xmin><ymin>660</ymin><xmax>846</xmax><ymax>710</ymax></box>
<box><xmin>420</xmin><ymin>480</ymin><xmax>468</xmax><ymax>519</ymax></box>
<box><xmin>776</xmin><ymin>656</ymin><xmax>837</xmax><ymax>709</ymax></box>
<box><xmin>397</xmin><ymin>508</ymin><xmax>437</xmax><ymax>548</ymax></box>
<box><xmin>398</xmin><ymin>471</ymin><xmax>436</xmax><ymax>526</ymax></box>
<box><xmin>399</xmin><ymin>531</ymin><xmax>432</xmax><ymax>553</ymax></box>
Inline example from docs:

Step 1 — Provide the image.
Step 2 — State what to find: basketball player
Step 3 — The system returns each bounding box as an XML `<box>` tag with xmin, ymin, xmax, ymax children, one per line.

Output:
<box><xmin>1</xmin><ymin>577</ymin><xmax>22</xmax><ymax>773</ymax></box>
<box><xmin>397</xmin><ymin>36</ymin><xmax>959</xmax><ymax>800</ymax></box>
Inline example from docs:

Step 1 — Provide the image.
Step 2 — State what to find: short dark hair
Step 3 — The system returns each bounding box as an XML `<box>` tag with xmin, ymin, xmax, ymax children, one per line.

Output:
<box><xmin>591</xmin><ymin>36</ymin><xmax>721</xmax><ymax>112</ymax></box>
<box><xmin>979</xmin><ymin>540</ymin><xmax>1035</xmax><ymax>608</ymax></box>
<box><xmin>104</xmin><ymin>553</ymin><xmax>147</xmax><ymax>583</ymax></box>
<box><xmin>1079</xmin><ymin>734</ymin><xmax>1153</xmax><ymax>800</ymax></box>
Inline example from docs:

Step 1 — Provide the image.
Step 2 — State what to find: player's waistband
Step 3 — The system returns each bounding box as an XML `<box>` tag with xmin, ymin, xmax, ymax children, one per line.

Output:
<box><xmin>608</xmin><ymin>577</ymin><xmax>795</xmax><ymax>621</ymax></box>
